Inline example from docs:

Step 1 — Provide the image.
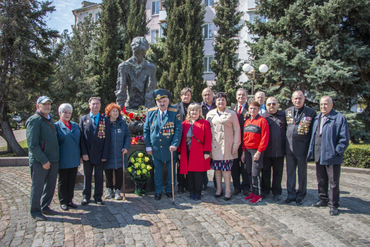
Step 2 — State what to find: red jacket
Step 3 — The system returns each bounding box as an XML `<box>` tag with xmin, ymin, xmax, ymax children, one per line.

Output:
<box><xmin>178</xmin><ymin>119</ymin><xmax>212</xmax><ymax>174</ymax></box>
<box><xmin>243</xmin><ymin>115</ymin><xmax>269</xmax><ymax>153</ymax></box>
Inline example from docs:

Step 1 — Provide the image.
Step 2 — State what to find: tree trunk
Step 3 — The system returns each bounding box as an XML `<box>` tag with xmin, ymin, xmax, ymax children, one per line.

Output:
<box><xmin>0</xmin><ymin>120</ymin><xmax>27</xmax><ymax>156</ymax></box>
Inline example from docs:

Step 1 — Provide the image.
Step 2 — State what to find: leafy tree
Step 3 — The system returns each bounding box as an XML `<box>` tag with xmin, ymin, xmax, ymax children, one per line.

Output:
<box><xmin>211</xmin><ymin>0</ymin><xmax>243</xmax><ymax>103</ymax></box>
<box><xmin>157</xmin><ymin>0</ymin><xmax>206</xmax><ymax>103</ymax></box>
<box><xmin>0</xmin><ymin>0</ymin><xmax>59</xmax><ymax>155</ymax></box>
<box><xmin>246</xmin><ymin>0</ymin><xmax>370</xmax><ymax>142</ymax></box>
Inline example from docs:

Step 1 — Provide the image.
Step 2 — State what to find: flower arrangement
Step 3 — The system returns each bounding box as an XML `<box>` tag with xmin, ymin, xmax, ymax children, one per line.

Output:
<box><xmin>122</xmin><ymin>106</ymin><xmax>147</xmax><ymax>123</ymax></box>
<box><xmin>131</xmin><ymin>135</ymin><xmax>145</xmax><ymax>145</ymax></box>
<box><xmin>127</xmin><ymin>151</ymin><xmax>153</xmax><ymax>195</ymax></box>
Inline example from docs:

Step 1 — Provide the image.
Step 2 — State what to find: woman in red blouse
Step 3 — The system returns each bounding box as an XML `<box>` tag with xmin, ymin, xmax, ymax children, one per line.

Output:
<box><xmin>242</xmin><ymin>101</ymin><xmax>269</xmax><ymax>203</ymax></box>
<box><xmin>178</xmin><ymin>104</ymin><xmax>212</xmax><ymax>200</ymax></box>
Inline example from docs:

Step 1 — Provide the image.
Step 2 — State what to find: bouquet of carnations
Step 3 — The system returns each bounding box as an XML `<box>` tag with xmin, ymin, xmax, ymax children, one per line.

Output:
<box><xmin>122</xmin><ymin>106</ymin><xmax>147</xmax><ymax>123</ymax></box>
<box><xmin>131</xmin><ymin>135</ymin><xmax>145</xmax><ymax>145</ymax></box>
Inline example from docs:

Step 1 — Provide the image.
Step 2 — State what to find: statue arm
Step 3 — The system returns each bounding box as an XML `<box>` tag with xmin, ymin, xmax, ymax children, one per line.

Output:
<box><xmin>115</xmin><ymin>63</ymin><xmax>127</xmax><ymax>108</ymax></box>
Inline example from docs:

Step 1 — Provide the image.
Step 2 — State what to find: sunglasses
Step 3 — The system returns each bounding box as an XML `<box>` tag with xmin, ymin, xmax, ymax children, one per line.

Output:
<box><xmin>267</xmin><ymin>102</ymin><xmax>277</xmax><ymax>106</ymax></box>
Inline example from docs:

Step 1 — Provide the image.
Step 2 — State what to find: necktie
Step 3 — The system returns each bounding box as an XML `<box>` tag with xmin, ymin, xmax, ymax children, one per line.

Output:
<box><xmin>162</xmin><ymin>112</ymin><xmax>165</xmax><ymax>120</ymax></box>
<box><xmin>92</xmin><ymin>115</ymin><xmax>97</xmax><ymax>131</ymax></box>
<box><xmin>237</xmin><ymin>105</ymin><xmax>242</xmax><ymax>117</ymax></box>
<box><xmin>320</xmin><ymin>115</ymin><xmax>327</xmax><ymax>135</ymax></box>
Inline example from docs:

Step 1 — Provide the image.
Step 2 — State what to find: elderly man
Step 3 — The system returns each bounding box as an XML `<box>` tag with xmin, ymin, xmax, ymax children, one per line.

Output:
<box><xmin>307</xmin><ymin>96</ymin><xmax>349</xmax><ymax>216</ymax></box>
<box><xmin>26</xmin><ymin>96</ymin><xmax>59</xmax><ymax>221</ymax></box>
<box><xmin>144</xmin><ymin>89</ymin><xmax>182</xmax><ymax>200</ymax></box>
<box><xmin>255</xmin><ymin>91</ymin><xmax>266</xmax><ymax>115</ymax></box>
<box><xmin>261</xmin><ymin>97</ymin><xmax>286</xmax><ymax>201</ymax></box>
<box><xmin>284</xmin><ymin>90</ymin><xmax>316</xmax><ymax>205</ymax></box>
<box><xmin>230</xmin><ymin>88</ymin><xmax>250</xmax><ymax>195</ymax></box>
<box><xmin>200</xmin><ymin>87</ymin><xmax>216</xmax><ymax>190</ymax></box>
<box><xmin>80</xmin><ymin>97</ymin><xmax>111</xmax><ymax>205</ymax></box>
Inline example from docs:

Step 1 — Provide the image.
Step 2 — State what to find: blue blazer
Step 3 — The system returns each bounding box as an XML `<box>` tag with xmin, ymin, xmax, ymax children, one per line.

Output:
<box><xmin>79</xmin><ymin>113</ymin><xmax>111</xmax><ymax>165</ymax></box>
<box><xmin>55</xmin><ymin>120</ymin><xmax>81</xmax><ymax>169</ymax></box>
<box><xmin>144</xmin><ymin>105</ymin><xmax>182</xmax><ymax>162</ymax></box>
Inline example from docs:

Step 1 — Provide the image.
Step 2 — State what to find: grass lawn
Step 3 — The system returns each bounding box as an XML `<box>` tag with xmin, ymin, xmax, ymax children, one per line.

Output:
<box><xmin>0</xmin><ymin>139</ymin><xmax>28</xmax><ymax>157</ymax></box>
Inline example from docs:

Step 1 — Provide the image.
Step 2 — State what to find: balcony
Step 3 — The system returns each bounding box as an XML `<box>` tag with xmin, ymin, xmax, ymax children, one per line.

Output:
<box><xmin>159</xmin><ymin>10</ymin><xmax>167</xmax><ymax>23</ymax></box>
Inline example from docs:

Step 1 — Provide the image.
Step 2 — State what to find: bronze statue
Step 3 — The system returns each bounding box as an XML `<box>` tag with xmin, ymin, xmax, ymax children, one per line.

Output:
<box><xmin>115</xmin><ymin>36</ymin><xmax>157</xmax><ymax>109</ymax></box>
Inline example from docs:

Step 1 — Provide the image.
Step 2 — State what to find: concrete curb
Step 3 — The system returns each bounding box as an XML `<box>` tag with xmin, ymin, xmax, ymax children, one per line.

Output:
<box><xmin>307</xmin><ymin>163</ymin><xmax>370</xmax><ymax>174</ymax></box>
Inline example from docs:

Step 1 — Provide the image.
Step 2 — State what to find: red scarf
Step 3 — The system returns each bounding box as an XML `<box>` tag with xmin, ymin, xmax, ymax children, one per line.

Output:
<box><xmin>61</xmin><ymin>119</ymin><xmax>71</xmax><ymax>130</ymax></box>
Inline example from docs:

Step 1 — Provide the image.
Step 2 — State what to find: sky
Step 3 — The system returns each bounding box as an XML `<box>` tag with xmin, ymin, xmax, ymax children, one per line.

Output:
<box><xmin>45</xmin><ymin>0</ymin><xmax>102</xmax><ymax>34</ymax></box>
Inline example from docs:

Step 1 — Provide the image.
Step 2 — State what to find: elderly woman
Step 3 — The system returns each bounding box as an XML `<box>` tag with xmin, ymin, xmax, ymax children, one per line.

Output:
<box><xmin>104</xmin><ymin>103</ymin><xmax>130</xmax><ymax>200</ymax></box>
<box><xmin>178</xmin><ymin>104</ymin><xmax>212</xmax><ymax>200</ymax></box>
<box><xmin>242</xmin><ymin>101</ymin><xmax>269</xmax><ymax>203</ymax></box>
<box><xmin>55</xmin><ymin>103</ymin><xmax>81</xmax><ymax>211</ymax></box>
<box><xmin>206</xmin><ymin>92</ymin><xmax>240</xmax><ymax>200</ymax></box>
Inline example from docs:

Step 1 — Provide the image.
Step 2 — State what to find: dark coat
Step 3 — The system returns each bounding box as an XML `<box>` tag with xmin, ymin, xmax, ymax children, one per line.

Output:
<box><xmin>79</xmin><ymin>113</ymin><xmax>111</xmax><ymax>165</ymax></box>
<box><xmin>307</xmin><ymin>110</ymin><xmax>350</xmax><ymax>165</ymax></box>
<box><xmin>55</xmin><ymin>120</ymin><xmax>81</xmax><ymax>169</ymax></box>
<box><xmin>105</xmin><ymin>115</ymin><xmax>131</xmax><ymax>170</ymax></box>
<box><xmin>173</xmin><ymin>102</ymin><xmax>192</xmax><ymax>122</ymax></box>
<box><xmin>262</xmin><ymin>110</ymin><xmax>286</xmax><ymax>157</ymax></box>
<box><xmin>285</xmin><ymin>106</ymin><xmax>316</xmax><ymax>156</ymax></box>
<box><xmin>200</xmin><ymin>101</ymin><xmax>216</xmax><ymax>119</ymax></box>
<box><xmin>178</xmin><ymin>119</ymin><xmax>212</xmax><ymax>174</ymax></box>
<box><xmin>230</xmin><ymin>103</ymin><xmax>249</xmax><ymax>144</ymax></box>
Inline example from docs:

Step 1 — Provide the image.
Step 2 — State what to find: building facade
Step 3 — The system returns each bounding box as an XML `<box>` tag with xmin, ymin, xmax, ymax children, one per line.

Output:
<box><xmin>72</xmin><ymin>1</ymin><xmax>101</xmax><ymax>29</ymax></box>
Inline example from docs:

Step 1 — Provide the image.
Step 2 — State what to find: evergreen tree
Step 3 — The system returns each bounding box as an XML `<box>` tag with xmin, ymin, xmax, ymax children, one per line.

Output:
<box><xmin>211</xmin><ymin>0</ymin><xmax>243</xmax><ymax>103</ymax></box>
<box><xmin>246</xmin><ymin>0</ymin><xmax>370</xmax><ymax>141</ymax></box>
<box><xmin>158</xmin><ymin>0</ymin><xmax>205</xmax><ymax>103</ymax></box>
<box><xmin>117</xmin><ymin>0</ymin><xmax>130</xmax><ymax>61</ymax></box>
<box><xmin>96</xmin><ymin>0</ymin><xmax>120</xmax><ymax>107</ymax></box>
<box><xmin>0</xmin><ymin>0</ymin><xmax>59</xmax><ymax>155</ymax></box>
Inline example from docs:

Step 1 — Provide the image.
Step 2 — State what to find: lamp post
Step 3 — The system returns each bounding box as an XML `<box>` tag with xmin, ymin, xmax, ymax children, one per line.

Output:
<box><xmin>242</xmin><ymin>63</ymin><xmax>268</xmax><ymax>96</ymax></box>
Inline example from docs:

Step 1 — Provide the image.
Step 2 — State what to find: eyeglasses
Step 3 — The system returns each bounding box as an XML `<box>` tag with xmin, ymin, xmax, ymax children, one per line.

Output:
<box><xmin>267</xmin><ymin>102</ymin><xmax>277</xmax><ymax>106</ymax></box>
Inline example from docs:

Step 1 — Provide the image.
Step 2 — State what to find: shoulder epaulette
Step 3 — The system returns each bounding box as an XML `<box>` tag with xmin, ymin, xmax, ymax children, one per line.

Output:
<box><xmin>148</xmin><ymin>107</ymin><xmax>158</xmax><ymax>112</ymax></box>
<box><xmin>168</xmin><ymin>107</ymin><xmax>177</xmax><ymax>112</ymax></box>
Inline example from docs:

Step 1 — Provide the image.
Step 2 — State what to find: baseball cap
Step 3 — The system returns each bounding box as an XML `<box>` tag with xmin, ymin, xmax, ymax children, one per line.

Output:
<box><xmin>36</xmin><ymin>96</ymin><xmax>53</xmax><ymax>104</ymax></box>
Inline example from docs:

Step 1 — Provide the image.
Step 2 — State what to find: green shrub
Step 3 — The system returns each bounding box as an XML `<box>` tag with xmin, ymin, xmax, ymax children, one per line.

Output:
<box><xmin>342</xmin><ymin>144</ymin><xmax>370</xmax><ymax>168</ymax></box>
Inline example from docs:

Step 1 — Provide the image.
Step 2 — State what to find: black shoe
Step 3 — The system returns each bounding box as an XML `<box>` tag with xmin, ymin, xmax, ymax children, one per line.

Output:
<box><xmin>214</xmin><ymin>190</ymin><xmax>223</xmax><ymax>198</ymax></box>
<box><xmin>261</xmin><ymin>193</ymin><xmax>268</xmax><ymax>199</ymax></box>
<box><xmin>202</xmin><ymin>184</ymin><xmax>208</xmax><ymax>191</ymax></box>
<box><xmin>273</xmin><ymin>195</ymin><xmax>281</xmax><ymax>201</ymax></box>
<box><xmin>95</xmin><ymin>200</ymin><xmax>105</xmax><ymax>205</ymax></box>
<box><xmin>32</xmin><ymin>214</ymin><xmax>47</xmax><ymax>221</ymax></box>
<box><xmin>312</xmin><ymin>200</ymin><xmax>328</xmax><ymax>207</ymax></box>
<box><xmin>166</xmin><ymin>193</ymin><xmax>172</xmax><ymax>198</ymax></box>
<box><xmin>296</xmin><ymin>200</ymin><xmax>303</xmax><ymax>206</ymax></box>
<box><xmin>42</xmin><ymin>207</ymin><xmax>58</xmax><ymax>215</ymax></box>
<box><xmin>67</xmin><ymin>202</ymin><xmax>78</xmax><ymax>209</ymax></box>
<box><xmin>60</xmin><ymin>204</ymin><xmax>68</xmax><ymax>211</ymax></box>
<box><xmin>233</xmin><ymin>189</ymin><xmax>241</xmax><ymax>195</ymax></box>
<box><xmin>154</xmin><ymin>193</ymin><xmax>162</xmax><ymax>200</ymax></box>
<box><xmin>224</xmin><ymin>196</ymin><xmax>231</xmax><ymax>201</ymax></box>
<box><xmin>282</xmin><ymin>198</ymin><xmax>295</xmax><ymax>204</ymax></box>
<box><xmin>194</xmin><ymin>195</ymin><xmax>201</xmax><ymax>200</ymax></box>
<box><xmin>178</xmin><ymin>187</ymin><xmax>185</xmax><ymax>194</ymax></box>
<box><xmin>190</xmin><ymin>193</ymin><xmax>195</xmax><ymax>199</ymax></box>
<box><xmin>330</xmin><ymin>207</ymin><xmax>339</xmax><ymax>216</ymax></box>
<box><xmin>81</xmin><ymin>199</ymin><xmax>89</xmax><ymax>205</ymax></box>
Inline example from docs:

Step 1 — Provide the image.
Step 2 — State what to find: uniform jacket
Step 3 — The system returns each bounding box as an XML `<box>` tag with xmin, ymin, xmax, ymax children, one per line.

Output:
<box><xmin>262</xmin><ymin>110</ymin><xmax>286</xmax><ymax>157</ymax></box>
<box><xmin>105</xmin><ymin>115</ymin><xmax>131</xmax><ymax>170</ymax></box>
<box><xmin>79</xmin><ymin>113</ymin><xmax>111</xmax><ymax>165</ymax></box>
<box><xmin>307</xmin><ymin>110</ymin><xmax>350</xmax><ymax>165</ymax></box>
<box><xmin>206</xmin><ymin>108</ymin><xmax>241</xmax><ymax>160</ymax></box>
<box><xmin>230</xmin><ymin>103</ymin><xmax>249</xmax><ymax>143</ymax></box>
<box><xmin>178</xmin><ymin>119</ymin><xmax>212</xmax><ymax>174</ymax></box>
<box><xmin>243</xmin><ymin>114</ymin><xmax>269</xmax><ymax>153</ymax></box>
<box><xmin>285</xmin><ymin>106</ymin><xmax>316</xmax><ymax>156</ymax></box>
<box><xmin>143</xmin><ymin>105</ymin><xmax>182</xmax><ymax>162</ymax></box>
<box><xmin>26</xmin><ymin>111</ymin><xmax>59</xmax><ymax>165</ymax></box>
<box><xmin>55</xmin><ymin>120</ymin><xmax>80</xmax><ymax>169</ymax></box>
<box><xmin>200</xmin><ymin>101</ymin><xmax>216</xmax><ymax>119</ymax></box>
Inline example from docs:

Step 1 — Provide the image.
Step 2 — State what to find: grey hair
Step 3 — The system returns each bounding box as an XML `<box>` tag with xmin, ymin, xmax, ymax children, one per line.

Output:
<box><xmin>321</xmin><ymin>96</ymin><xmax>333</xmax><ymax>104</ymax></box>
<box><xmin>236</xmin><ymin>88</ymin><xmax>248</xmax><ymax>96</ymax></box>
<box><xmin>58</xmin><ymin>103</ymin><xmax>73</xmax><ymax>115</ymax></box>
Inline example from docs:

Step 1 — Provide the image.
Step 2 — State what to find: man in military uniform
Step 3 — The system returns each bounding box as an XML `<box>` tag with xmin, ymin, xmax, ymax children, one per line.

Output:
<box><xmin>284</xmin><ymin>90</ymin><xmax>316</xmax><ymax>205</ymax></box>
<box><xmin>144</xmin><ymin>89</ymin><xmax>182</xmax><ymax>200</ymax></box>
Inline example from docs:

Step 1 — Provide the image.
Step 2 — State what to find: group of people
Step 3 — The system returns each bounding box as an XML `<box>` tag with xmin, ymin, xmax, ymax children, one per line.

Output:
<box><xmin>26</xmin><ymin>86</ymin><xmax>349</xmax><ymax>221</ymax></box>
<box><xmin>143</xmin><ymin>87</ymin><xmax>350</xmax><ymax>217</ymax></box>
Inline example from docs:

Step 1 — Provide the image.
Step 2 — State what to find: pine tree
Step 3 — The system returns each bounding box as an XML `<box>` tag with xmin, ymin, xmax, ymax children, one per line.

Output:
<box><xmin>211</xmin><ymin>0</ymin><xmax>243</xmax><ymax>103</ymax></box>
<box><xmin>157</xmin><ymin>0</ymin><xmax>205</xmax><ymax>103</ymax></box>
<box><xmin>0</xmin><ymin>0</ymin><xmax>59</xmax><ymax>155</ymax></box>
<box><xmin>246</xmin><ymin>0</ymin><xmax>370</xmax><ymax>141</ymax></box>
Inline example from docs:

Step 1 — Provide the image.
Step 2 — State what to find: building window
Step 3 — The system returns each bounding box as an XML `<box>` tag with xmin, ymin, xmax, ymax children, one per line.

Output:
<box><xmin>204</xmin><ymin>0</ymin><xmax>214</xmax><ymax>6</ymax></box>
<box><xmin>95</xmin><ymin>12</ymin><xmax>100</xmax><ymax>22</ymax></box>
<box><xmin>248</xmin><ymin>12</ymin><xmax>266</xmax><ymax>24</ymax></box>
<box><xmin>203</xmin><ymin>56</ymin><xmax>214</xmax><ymax>73</ymax></box>
<box><xmin>203</xmin><ymin>23</ymin><xmax>214</xmax><ymax>39</ymax></box>
<box><xmin>152</xmin><ymin>0</ymin><xmax>160</xmax><ymax>15</ymax></box>
<box><xmin>151</xmin><ymin>30</ymin><xmax>159</xmax><ymax>43</ymax></box>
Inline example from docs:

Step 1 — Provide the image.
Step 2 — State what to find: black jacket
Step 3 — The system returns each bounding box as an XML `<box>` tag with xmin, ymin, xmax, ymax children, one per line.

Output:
<box><xmin>230</xmin><ymin>103</ymin><xmax>249</xmax><ymax>143</ymax></box>
<box><xmin>200</xmin><ymin>101</ymin><xmax>216</xmax><ymax>119</ymax></box>
<box><xmin>174</xmin><ymin>102</ymin><xmax>191</xmax><ymax>122</ymax></box>
<box><xmin>262</xmin><ymin>110</ymin><xmax>286</xmax><ymax>157</ymax></box>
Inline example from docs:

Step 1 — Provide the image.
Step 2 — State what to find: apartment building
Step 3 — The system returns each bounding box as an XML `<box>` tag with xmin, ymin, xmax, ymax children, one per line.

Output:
<box><xmin>72</xmin><ymin>1</ymin><xmax>102</xmax><ymax>28</ymax></box>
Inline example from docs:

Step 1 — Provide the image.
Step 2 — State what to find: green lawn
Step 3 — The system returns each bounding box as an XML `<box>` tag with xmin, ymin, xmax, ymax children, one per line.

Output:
<box><xmin>0</xmin><ymin>139</ymin><xmax>28</xmax><ymax>157</ymax></box>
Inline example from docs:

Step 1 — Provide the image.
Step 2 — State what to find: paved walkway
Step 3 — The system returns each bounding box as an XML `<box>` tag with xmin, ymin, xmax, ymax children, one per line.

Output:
<box><xmin>0</xmin><ymin>166</ymin><xmax>369</xmax><ymax>247</ymax></box>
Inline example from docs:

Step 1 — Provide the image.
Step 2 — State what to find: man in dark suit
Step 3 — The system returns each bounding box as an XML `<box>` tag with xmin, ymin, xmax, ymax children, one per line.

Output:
<box><xmin>230</xmin><ymin>88</ymin><xmax>250</xmax><ymax>196</ymax></box>
<box><xmin>200</xmin><ymin>87</ymin><xmax>216</xmax><ymax>190</ymax></box>
<box><xmin>79</xmin><ymin>97</ymin><xmax>111</xmax><ymax>205</ymax></box>
<box><xmin>173</xmin><ymin>87</ymin><xmax>193</xmax><ymax>193</ymax></box>
<box><xmin>284</xmin><ymin>90</ymin><xmax>316</xmax><ymax>205</ymax></box>
<box><xmin>144</xmin><ymin>89</ymin><xmax>182</xmax><ymax>200</ymax></box>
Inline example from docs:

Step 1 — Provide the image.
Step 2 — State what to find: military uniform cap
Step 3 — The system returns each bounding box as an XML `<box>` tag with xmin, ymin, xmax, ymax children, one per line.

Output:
<box><xmin>153</xmin><ymin>89</ymin><xmax>171</xmax><ymax>100</ymax></box>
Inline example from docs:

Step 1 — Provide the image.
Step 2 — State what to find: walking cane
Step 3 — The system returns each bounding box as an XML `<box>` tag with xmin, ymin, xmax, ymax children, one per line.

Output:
<box><xmin>171</xmin><ymin>151</ymin><xmax>175</xmax><ymax>205</ymax></box>
<box><xmin>122</xmin><ymin>151</ymin><xmax>126</xmax><ymax>201</ymax></box>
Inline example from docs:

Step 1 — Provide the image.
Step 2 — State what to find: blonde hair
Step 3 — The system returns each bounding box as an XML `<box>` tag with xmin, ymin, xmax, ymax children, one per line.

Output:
<box><xmin>185</xmin><ymin>103</ymin><xmax>204</xmax><ymax>121</ymax></box>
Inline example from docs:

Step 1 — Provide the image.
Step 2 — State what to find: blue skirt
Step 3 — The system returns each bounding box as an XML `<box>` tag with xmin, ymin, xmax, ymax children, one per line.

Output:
<box><xmin>211</xmin><ymin>160</ymin><xmax>233</xmax><ymax>171</ymax></box>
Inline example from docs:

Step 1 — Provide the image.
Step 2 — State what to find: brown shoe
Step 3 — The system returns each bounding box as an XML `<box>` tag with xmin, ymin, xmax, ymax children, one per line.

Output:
<box><xmin>233</xmin><ymin>189</ymin><xmax>241</xmax><ymax>195</ymax></box>
<box><xmin>243</xmin><ymin>190</ymin><xmax>250</xmax><ymax>196</ymax></box>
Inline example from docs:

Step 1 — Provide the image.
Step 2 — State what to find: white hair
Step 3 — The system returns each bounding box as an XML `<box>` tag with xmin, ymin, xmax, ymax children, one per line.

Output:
<box><xmin>58</xmin><ymin>103</ymin><xmax>73</xmax><ymax>115</ymax></box>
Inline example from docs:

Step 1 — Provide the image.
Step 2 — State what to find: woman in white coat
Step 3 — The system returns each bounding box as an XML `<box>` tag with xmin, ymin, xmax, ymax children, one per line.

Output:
<box><xmin>206</xmin><ymin>92</ymin><xmax>241</xmax><ymax>200</ymax></box>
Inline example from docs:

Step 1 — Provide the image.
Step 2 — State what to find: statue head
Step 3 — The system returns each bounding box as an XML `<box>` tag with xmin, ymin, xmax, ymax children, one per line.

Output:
<box><xmin>131</xmin><ymin>37</ymin><xmax>150</xmax><ymax>59</ymax></box>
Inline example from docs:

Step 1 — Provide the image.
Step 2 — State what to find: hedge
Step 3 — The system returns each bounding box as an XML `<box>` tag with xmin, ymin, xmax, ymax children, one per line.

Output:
<box><xmin>342</xmin><ymin>144</ymin><xmax>370</xmax><ymax>169</ymax></box>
